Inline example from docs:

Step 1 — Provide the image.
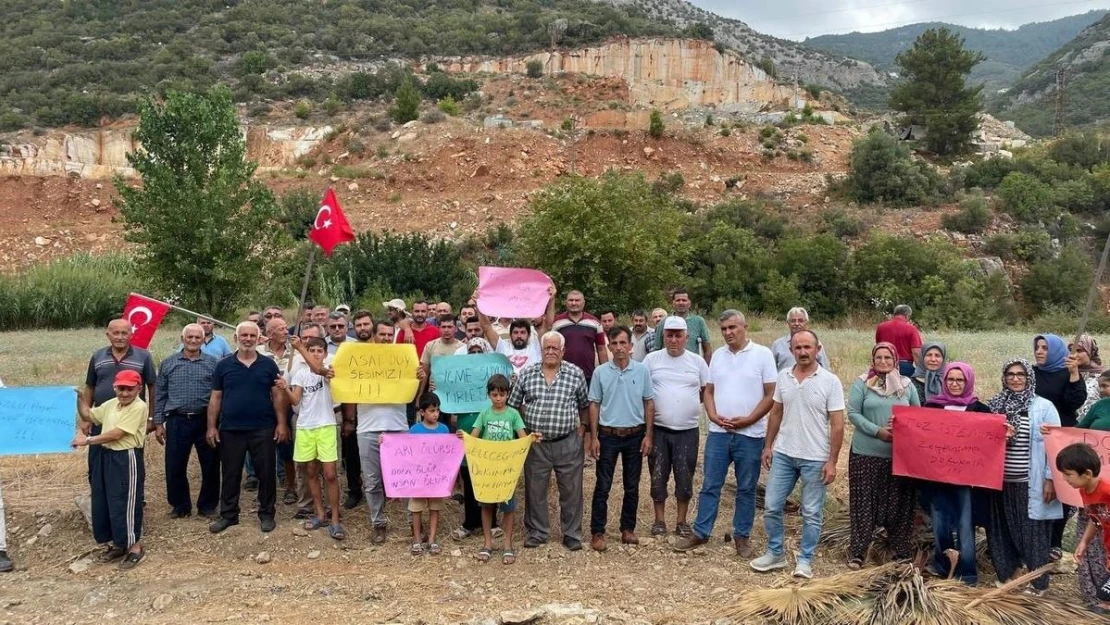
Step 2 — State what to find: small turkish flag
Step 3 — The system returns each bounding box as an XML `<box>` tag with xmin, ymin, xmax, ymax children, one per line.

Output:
<box><xmin>308</xmin><ymin>188</ymin><xmax>356</xmax><ymax>256</ymax></box>
<box><xmin>122</xmin><ymin>293</ymin><xmax>171</xmax><ymax>349</ymax></box>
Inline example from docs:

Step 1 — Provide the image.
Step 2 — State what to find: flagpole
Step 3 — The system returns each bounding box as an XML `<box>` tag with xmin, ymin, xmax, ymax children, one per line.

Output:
<box><xmin>297</xmin><ymin>246</ymin><xmax>317</xmax><ymax>327</ymax></box>
<box><xmin>128</xmin><ymin>293</ymin><xmax>237</xmax><ymax>330</ymax></box>
<box><xmin>1073</xmin><ymin>229</ymin><xmax>1110</xmax><ymax>350</ymax></box>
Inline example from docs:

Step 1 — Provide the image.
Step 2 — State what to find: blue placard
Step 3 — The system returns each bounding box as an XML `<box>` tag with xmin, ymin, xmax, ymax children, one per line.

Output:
<box><xmin>0</xmin><ymin>386</ymin><xmax>76</xmax><ymax>456</ymax></box>
<box><xmin>430</xmin><ymin>354</ymin><xmax>514</xmax><ymax>414</ymax></box>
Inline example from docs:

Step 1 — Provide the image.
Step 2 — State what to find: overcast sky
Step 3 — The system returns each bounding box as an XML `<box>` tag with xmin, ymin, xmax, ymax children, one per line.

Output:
<box><xmin>688</xmin><ymin>0</ymin><xmax>1110</xmax><ymax>41</ymax></box>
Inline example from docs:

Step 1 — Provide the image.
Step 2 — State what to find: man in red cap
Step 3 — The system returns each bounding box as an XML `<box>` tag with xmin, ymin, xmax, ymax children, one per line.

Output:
<box><xmin>75</xmin><ymin>369</ymin><xmax>150</xmax><ymax>570</ymax></box>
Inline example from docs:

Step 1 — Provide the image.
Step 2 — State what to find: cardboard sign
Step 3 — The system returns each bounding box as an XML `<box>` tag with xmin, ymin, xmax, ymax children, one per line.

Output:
<box><xmin>380</xmin><ymin>433</ymin><xmax>464</xmax><ymax>498</ymax></box>
<box><xmin>0</xmin><ymin>386</ymin><xmax>77</xmax><ymax>456</ymax></box>
<box><xmin>430</xmin><ymin>353</ymin><xmax>513</xmax><ymax>414</ymax></box>
<box><xmin>330</xmin><ymin>342</ymin><xmax>419</xmax><ymax>404</ymax></box>
<box><xmin>1044</xmin><ymin>427</ymin><xmax>1110</xmax><ymax>507</ymax></box>
<box><xmin>462</xmin><ymin>433</ymin><xmax>533</xmax><ymax>503</ymax></box>
<box><xmin>891</xmin><ymin>405</ymin><xmax>1007</xmax><ymax>490</ymax></box>
<box><xmin>476</xmin><ymin>266</ymin><xmax>553</xmax><ymax>319</ymax></box>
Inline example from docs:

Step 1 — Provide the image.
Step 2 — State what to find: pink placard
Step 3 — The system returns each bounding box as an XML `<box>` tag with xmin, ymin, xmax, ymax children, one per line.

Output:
<box><xmin>1044</xmin><ymin>427</ymin><xmax>1110</xmax><ymax>507</ymax></box>
<box><xmin>891</xmin><ymin>406</ymin><xmax>1007</xmax><ymax>490</ymax></box>
<box><xmin>476</xmin><ymin>266</ymin><xmax>553</xmax><ymax>319</ymax></box>
<box><xmin>380</xmin><ymin>433</ymin><xmax>464</xmax><ymax>498</ymax></box>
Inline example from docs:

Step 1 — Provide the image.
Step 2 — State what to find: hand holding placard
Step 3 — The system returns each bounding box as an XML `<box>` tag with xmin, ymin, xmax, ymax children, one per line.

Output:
<box><xmin>431</xmin><ymin>354</ymin><xmax>513</xmax><ymax>414</ymax></box>
<box><xmin>380</xmin><ymin>433</ymin><xmax>464</xmax><ymax>498</ymax></box>
<box><xmin>330</xmin><ymin>342</ymin><xmax>419</xmax><ymax>404</ymax></box>
<box><xmin>462</xmin><ymin>433</ymin><xmax>533</xmax><ymax>503</ymax></box>
<box><xmin>890</xmin><ymin>406</ymin><xmax>1007</xmax><ymax>489</ymax></box>
<box><xmin>476</xmin><ymin>266</ymin><xmax>554</xmax><ymax>319</ymax></box>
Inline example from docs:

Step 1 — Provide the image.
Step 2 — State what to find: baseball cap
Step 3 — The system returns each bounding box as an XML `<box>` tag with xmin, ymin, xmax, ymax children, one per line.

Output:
<box><xmin>113</xmin><ymin>370</ymin><xmax>143</xmax><ymax>388</ymax></box>
<box><xmin>335</xmin><ymin>304</ymin><xmax>351</xmax><ymax>314</ymax></box>
<box><xmin>383</xmin><ymin>298</ymin><xmax>406</xmax><ymax>311</ymax></box>
<box><xmin>662</xmin><ymin>316</ymin><xmax>688</xmax><ymax>331</ymax></box>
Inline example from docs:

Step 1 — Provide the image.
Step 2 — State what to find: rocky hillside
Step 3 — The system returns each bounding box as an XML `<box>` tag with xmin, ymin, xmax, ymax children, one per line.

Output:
<box><xmin>993</xmin><ymin>12</ymin><xmax>1110</xmax><ymax>136</ymax></box>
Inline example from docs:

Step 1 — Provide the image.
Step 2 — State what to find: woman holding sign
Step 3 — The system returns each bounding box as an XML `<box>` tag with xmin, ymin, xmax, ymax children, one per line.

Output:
<box><xmin>986</xmin><ymin>358</ymin><xmax>1063</xmax><ymax>595</ymax></box>
<box><xmin>845</xmin><ymin>343</ymin><xmax>921</xmax><ymax>570</ymax></box>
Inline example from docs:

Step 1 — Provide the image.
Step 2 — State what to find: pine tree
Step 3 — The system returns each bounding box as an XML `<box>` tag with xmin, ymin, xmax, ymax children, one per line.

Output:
<box><xmin>889</xmin><ymin>28</ymin><xmax>985</xmax><ymax>156</ymax></box>
<box><xmin>391</xmin><ymin>77</ymin><xmax>421</xmax><ymax>124</ymax></box>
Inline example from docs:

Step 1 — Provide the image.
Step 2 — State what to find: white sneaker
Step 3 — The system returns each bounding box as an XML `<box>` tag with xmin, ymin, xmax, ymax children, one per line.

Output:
<box><xmin>750</xmin><ymin>551</ymin><xmax>788</xmax><ymax>572</ymax></box>
<box><xmin>793</xmin><ymin>561</ymin><xmax>814</xmax><ymax>579</ymax></box>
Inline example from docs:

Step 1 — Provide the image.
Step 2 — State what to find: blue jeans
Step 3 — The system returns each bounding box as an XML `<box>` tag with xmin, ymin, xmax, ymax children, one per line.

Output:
<box><xmin>763</xmin><ymin>451</ymin><xmax>827</xmax><ymax>563</ymax></box>
<box><xmin>930</xmin><ymin>485</ymin><xmax>979</xmax><ymax>585</ymax></box>
<box><xmin>693</xmin><ymin>432</ymin><xmax>763</xmax><ymax>540</ymax></box>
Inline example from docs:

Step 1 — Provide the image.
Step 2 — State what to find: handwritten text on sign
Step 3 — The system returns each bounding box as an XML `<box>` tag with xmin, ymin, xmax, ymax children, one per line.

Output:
<box><xmin>476</xmin><ymin>266</ymin><xmax>553</xmax><ymax>319</ymax></box>
<box><xmin>431</xmin><ymin>353</ymin><xmax>514</xmax><ymax>414</ymax></box>
<box><xmin>380</xmin><ymin>433</ymin><xmax>464</xmax><ymax>498</ymax></box>
<box><xmin>462</xmin><ymin>433</ymin><xmax>533</xmax><ymax>503</ymax></box>
<box><xmin>891</xmin><ymin>406</ymin><xmax>1007</xmax><ymax>490</ymax></box>
<box><xmin>1044</xmin><ymin>427</ymin><xmax>1110</xmax><ymax>507</ymax></box>
<box><xmin>330</xmin><ymin>342</ymin><xmax>419</xmax><ymax>404</ymax></box>
<box><xmin>0</xmin><ymin>386</ymin><xmax>77</xmax><ymax>456</ymax></box>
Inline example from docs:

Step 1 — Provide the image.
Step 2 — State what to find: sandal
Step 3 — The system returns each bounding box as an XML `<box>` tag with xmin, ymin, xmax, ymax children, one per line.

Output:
<box><xmin>410</xmin><ymin>543</ymin><xmax>425</xmax><ymax>556</ymax></box>
<box><xmin>118</xmin><ymin>548</ymin><xmax>145</xmax><ymax>570</ymax></box>
<box><xmin>451</xmin><ymin>527</ymin><xmax>473</xmax><ymax>541</ymax></box>
<box><xmin>328</xmin><ymin>524</ymin><xmax>346</xmax><ymax>540</ymax></box>
<box><xmin>283</xmin><ymin>490</ymin><xmax>297</xmax><ymax>505</ymax></box>
<box><xmin>304</xmin><ymin>517</ymin><xmax>326</xmax><ymax>531</ymax></box>
<box><xmin>428</xmin><ymin>542</ymin><xmax>442</xmax><ymax>555</ymax></box>
<box><xmin>847</xmin><ymin>558</ymin><xmax>863</xmax><ymax>571</ymax></box>
<box><xmin>502</xmin><ymin>549</ymin><xmax>516</xmax><ymax>565</ymax></box>
<box><xmin>97</xmin><ymin>545</ymin><xmax>127</xmax><ymax>563</ymax></box>
<box><xmin>476</xmin><ymin>547</ymin><xmax>492</xmax><ymax>563</ymax></box>
<box><xmin>1049</xmin><ymin>547</ymin><xmax>1063</xmax><ymax>562</ymax></box>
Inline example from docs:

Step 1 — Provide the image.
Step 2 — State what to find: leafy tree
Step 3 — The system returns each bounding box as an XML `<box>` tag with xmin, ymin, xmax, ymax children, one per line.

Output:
<box><xmin>278</xmin><ymin>188</ymin><xmax>321</xmax><ymax>240</ymax></box>
<box><xmin>391</xmin><ymin>76</ymin><xmax>421</xmax><ymax>124</ymax></box>
<box><xmin>889</xmin><ymin>27</ymin><xmax>985</xmax><ymax>156</ymax></box>
<box><xmin>517</xmin><ymin>172</ymin><xmax>687</xmax><ymax>312</ymax></box>
<box><xmin>648</xmin><ymin>109</ymin><xmax>665</xmax><ymax>139</ymax></box>
<box><xmin>996</xmin><ymin>172</ymin><xmax>1056</xmax><ymax>222</ymax></box>
<box><xmin>847</xmin><ymin>130</ymin><xmax>941</xmax><ymax>205</ymax></box>
<box><xmin>525</xmin><ymin>60</ymin><xmax>544</xmax><ymax>79</ymax></box>
<box><xmin>1020</xmin><ymin>246</ymin><xmax>1091</xmax><ymax>314</ymax></box>
<box><xmin>115</xmin><ymin>87</ymin><xmax>285</xmax><ymax>316</ymax></box>
<box><xmin>774</xmin><ymin>234</ymin><xmax>850</xmax><ymax>318</ymax></box>
<box><xmin>1048</xmin><ymin>132</ymin><xmax>1108</xmax><ymax>170</ymax></box>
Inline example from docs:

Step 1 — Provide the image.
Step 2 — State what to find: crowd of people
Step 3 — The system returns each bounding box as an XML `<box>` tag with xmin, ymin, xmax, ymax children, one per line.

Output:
<box><xmin>0</xmin><ymin>289</ymin><xmax>1109</xmax><ymax>615</ymax></box>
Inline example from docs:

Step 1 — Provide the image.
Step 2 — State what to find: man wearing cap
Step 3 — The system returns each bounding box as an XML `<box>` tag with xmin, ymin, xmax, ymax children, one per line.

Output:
<box><xmin>207</xmin><ymin>321</ymin><xmax>289</xmax><ymax>534</ymax></box>
<box><xmin>643</xmin><ymin>316</ymin><xmax>709</xmax><ymax>539</ymax></box>
<box><xmin>194</xmin><ymin>316</ymin><xmax>232</xmax><ymax>359</ymax></box>
<box><xmin>552</xmin><ymin>290</ymin><xmax>608</xmax><ymax>383</ymax></box>
<box><xmin>652</xmin><ymin>288</ymin><xmax>712</xmax><ymax>364</ymax></box>
<box><xmin>155</xmin><ymin>324</ymin><xmax>220</xmax><ymax>519</ymax></box>
<box><xmin>334</xmin><ymin>304</ymin><xmax>356</xmax><ymax>337</ymax></box>
<box><xmin>384</xmin><ymin>298</ymin><xmax>407</xmax><ymax>326</ymax></box>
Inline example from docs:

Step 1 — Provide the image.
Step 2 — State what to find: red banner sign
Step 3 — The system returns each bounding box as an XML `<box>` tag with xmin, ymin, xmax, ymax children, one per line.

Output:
<box><xmin>891</xmin><ymin>405</ymin><xmax>1007</xmax><ymax>490</ymax></box>
<box><xmin>1043</xmin><ymin>427</ymin><xmax>1110</xmax><ymax>507</ymax></box>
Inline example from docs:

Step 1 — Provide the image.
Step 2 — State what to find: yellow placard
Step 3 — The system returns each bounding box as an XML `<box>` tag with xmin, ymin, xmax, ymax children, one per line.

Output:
<box><xmin>462</xmin><ymin>433</ymin><xmax>533</xmax><ymax>504</ymax></box>
<box><xmin>330</xmin><ymin>342</ymin><xmax>420</xmax><ymax>404</ymax></box>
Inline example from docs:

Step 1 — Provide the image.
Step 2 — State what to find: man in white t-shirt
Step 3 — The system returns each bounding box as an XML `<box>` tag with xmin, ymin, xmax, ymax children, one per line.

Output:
<box><xmin>674</xmin><ymin>310</ymin><xmax>776</xmax><ymax>557</ymax></box>
<box><xmin>750</xmin><ymin>329</ymin><xmax>845</xmax><ymax>580</ymax></box>
<box><xmin>642</xmin><ymin>316</ymin><xmax>709</xmax><ymax>539</ymax></box>
<box><xmin>476</xmin><ymin>284</ymin><xmax>556</xmax><ymax>377</ymax></box>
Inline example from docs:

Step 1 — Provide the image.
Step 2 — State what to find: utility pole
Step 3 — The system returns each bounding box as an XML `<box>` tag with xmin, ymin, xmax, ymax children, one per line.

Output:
<box><xmin>1054</xmin><ymin>68</ymin><xmax>1068</xmax><ymax>137</ymax></box>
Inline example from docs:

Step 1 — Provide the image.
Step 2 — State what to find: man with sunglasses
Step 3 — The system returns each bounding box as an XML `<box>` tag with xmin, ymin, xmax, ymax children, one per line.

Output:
<box><xmin>325</xmin><ymin>312</ymin><xmax>349</xmax><ymax>356</ymax></box>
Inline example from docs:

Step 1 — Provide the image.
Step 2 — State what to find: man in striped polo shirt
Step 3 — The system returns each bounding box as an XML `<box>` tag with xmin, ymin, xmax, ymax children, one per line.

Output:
<box><xmin>552</xmin><ymin>290</ymin><xmax>608</xmax><ymax>384</ymax></box>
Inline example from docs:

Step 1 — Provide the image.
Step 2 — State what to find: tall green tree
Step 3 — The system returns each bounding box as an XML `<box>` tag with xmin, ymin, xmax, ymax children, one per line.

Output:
<box><xmin>391</xmin><ymin>76</ymin><xmax>421</xmax><ymax>124</ymax></box>
<box><xmin>115</xmin><ymin>86</ymin><xmax>286</xmax><ymax>316</ymax></box>
<box><xmin>889</xmin><ymin>28</ymin><xmax>985</xmax><ymax>156</ymax></box>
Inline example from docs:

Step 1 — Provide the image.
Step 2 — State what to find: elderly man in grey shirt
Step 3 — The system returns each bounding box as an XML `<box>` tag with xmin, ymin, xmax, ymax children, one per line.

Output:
<box><xmin>770</xmin><ymin>307</ymin><xmax>830</xmax><ymax>372</ymax></box>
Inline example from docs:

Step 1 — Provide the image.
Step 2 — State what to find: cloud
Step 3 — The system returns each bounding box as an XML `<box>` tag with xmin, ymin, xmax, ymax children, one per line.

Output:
<box><xmin>688</xmin><ymin>0</ymin><xmax>1110</xmax><ymax>40</ymax></box>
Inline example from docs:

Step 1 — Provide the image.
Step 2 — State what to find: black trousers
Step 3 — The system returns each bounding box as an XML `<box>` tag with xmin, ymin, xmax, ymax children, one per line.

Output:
<box><xmin>341</xmin><ymin>432</ymin><xmax>363</xmax><ymax>500</ymax></box>
<box><xmin>219</xmin><ymin>428</ymin><xmax>276</xmax><ymax>521</ymax></box>
<box><xmin>165</xmin><ymin>415</ymin><xmax>220</xmax><ymax>515</ymax></box>
<box><xmin>91</xmin><ymin>447</ymin><xmax>145</xmax><ymax>548</ymax></box>
<box><xmin>591</xmin><ymin>432</ymin><xmax>644</xmax><ymax>535</ymax></box>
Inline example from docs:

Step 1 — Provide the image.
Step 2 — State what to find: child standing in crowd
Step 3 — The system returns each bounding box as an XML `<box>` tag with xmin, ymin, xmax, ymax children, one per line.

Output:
<box><xmin>467</xmin><ymin>374</ymin><xmax>540</xmax><ymax>565</ymax></box>
<box><xmin>1055</xmin><ymin>442</ymin><xmax>1110</xmax><ymax>615</ymax></box>
<box><xmin>284</xmin><ymin>337</ymin><xmax>345</xmax><ymax>540</ymax></box>
<box><xmin>405</xmin><ymin>393</ymin><xmax>449</xmax><ymax>555</ymax></box>
<box><xmin>74</xmin><ymin>370</ymin><xmax>148</xmax><ymax>569</ymax></box>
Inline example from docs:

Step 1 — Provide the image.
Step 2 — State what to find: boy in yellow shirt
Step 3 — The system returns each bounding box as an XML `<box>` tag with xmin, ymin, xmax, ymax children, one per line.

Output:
<box><xmin>75</xmin><ymin>369</ymin><xmax>148</xmax><ymax>569</ymax></box>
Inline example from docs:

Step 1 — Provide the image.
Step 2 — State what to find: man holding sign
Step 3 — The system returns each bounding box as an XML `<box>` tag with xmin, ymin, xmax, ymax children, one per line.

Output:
<box><xmin>477</xmin><ymin>285</ymin><xmax>556</xmax><ymax>377</ymax></box>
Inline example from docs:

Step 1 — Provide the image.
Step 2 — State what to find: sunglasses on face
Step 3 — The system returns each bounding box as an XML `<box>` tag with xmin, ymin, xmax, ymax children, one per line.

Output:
<box><xmin>328</xmin><ymin>324</ymin><xmax>345</xmax><ymax>329</ymax></box>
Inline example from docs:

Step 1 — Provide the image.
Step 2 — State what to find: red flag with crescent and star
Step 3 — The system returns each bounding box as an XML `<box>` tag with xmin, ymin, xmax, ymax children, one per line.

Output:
<box><xmin>122</xmin><ymin>293</ymin><xmax>171</xmax><ymax>349</ymax></box>
<box><xmin>308</xmin><ymin>188</ymin><xmax>356</xmax><ymax>256</ymax></box>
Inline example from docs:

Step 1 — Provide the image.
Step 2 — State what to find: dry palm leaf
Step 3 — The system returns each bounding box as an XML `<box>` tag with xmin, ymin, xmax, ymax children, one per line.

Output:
<box><xmin>716</xmin><ymin>564</ymin><xmax>892</xmax><ymax>625</ymax></box>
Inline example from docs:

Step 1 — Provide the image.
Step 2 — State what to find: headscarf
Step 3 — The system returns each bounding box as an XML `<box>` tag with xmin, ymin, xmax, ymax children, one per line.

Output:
<box><xmin>859</xmin><ymin>343</ymin><xmax>911</xmax><ymax>398</ymax></box>
<box><xmin>987</xmin><ymin>358</ymin><xmax>1037</xmax><ymax>426</ymax></box>
<box><xmin>1033</xmin><ymin>334</ymin><xmax>1068</xmax><ymax>373</ymax></box>
<box><xmin>1073</xmin><ymin>334</ymin><xmax>1104</xmax><ymax>375</ymax></box>
<box><xmin>930</xmin><ymin>362</ymin><xmax>978</xmax><ymax>407</ymax></box>
<box><xmin>465</xmin><ymin>337</ymin><xmax>493</xmax><ymax>354</ymax></box>
<box><xmin>912</xmin><ymin>341</ymin><xmax>947</xmax><ymax>401</ymax></box>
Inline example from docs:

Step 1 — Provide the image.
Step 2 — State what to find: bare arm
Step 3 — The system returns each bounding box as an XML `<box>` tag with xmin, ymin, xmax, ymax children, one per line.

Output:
<box><xmin>595</xmin><ymin>342</ymin><xmax>609</xmax><ymax>365</ymax></box>
<box><xmin>824</xmin><ymin>409</ymin><xmax>846</xmax><ymax>485</ymax></box>
<box><xmin>704</xmin><ymin>382</ymin><xmax>727</xmax><ymax>429</ymax></box>
<box><xmin>762</xmin><ymin>401</ymin><xmax>784</xmax><ymax>469</ymax></box>
<box><xmin>540</xmin><ymin>284</ymin><xmax>557</xmax><ymax>335</ymax></box>
<box><xmin>478</xmin><ymin>308</ymin><xmax>500</xmax><ymax>348</ymax></box>
<box><xmin>701</xmin><ymin>340</ymin><xmax>712</xmax><ymax>365</ymax></box>
<box><xmin>588</xmin><ymin>401</ymin><xmax>600</xmax><ymax>439</ymax></box>
<box><xmin>910</xmin><ymin>347</ymin><xmax>921</xmax><ymax>366</ymax></box>
<box><xmin>285</xmin><ymin>385</ymin><xmax>305</xmax><ymax>407</ymax></box>
<box><xmin>733</xmin><ymin>382</ymin><xmax>776</xmax><ymax>429</ymax></box>
<box><xmin>205</xmin><ymin>390</ymin><xmax>222</xmax><ymax>446</ymax></box>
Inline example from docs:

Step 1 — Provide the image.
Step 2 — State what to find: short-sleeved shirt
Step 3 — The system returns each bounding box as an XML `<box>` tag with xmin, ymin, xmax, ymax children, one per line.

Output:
<box><xmin>473</xmin><ymin>406</ymin><xmax>526</xmax><ymax>441</ymax></box>
<box><xmin>1080</xmin><ymin>479</ymin><xmax>1110</xmax><ymax>561</ymax></box>
<box><xmin>420</xmin><ymin>338</ymin><xmax>464</xmax><ymax>367</ymax></box>
<box><xmin>85</xmin><ymin>345</ymin><xmax>157</xmax><ymax>407</ymax></box>
<box><xmin>356</xmin><ymin>403</ymin><xmax>408</xmax><ymax>434</ymax></box>
<box><xmin>652</xmin><ymin>313</ymin><xmax>711</xmax><ymax>355</ymax></box>
<box><xmin>155</xmin><ymin>351</ymin><xmax>218</xmax><ymax>424</ymax></box>
<box><xmin>212</xmin><ymin>353</ymin><xmax>280</xmax><ymax>431</ymax></box>
<box><xmin>291</xmin><ymin>366</ymin><xmax>334</xmax><ymax>429</ymax></box>
<box><xmin>89</xmin><ymin>398</ymin><xmax>148</xmax><ymax>451</ymax></box>
<box><xmin>643</xmin><ymin>349</ymin><xmax>709</xmax><ymax>430</ymax></box>
<box><xmin>553</xmin><ymin>312</ymin><xmax>606</xmax><ymax>380</ymax></box>
<box><xmin>256</xmin><ymin>341</ymin><xmax>293</xmax><ymax>372</ymax></box>
<box><xmin>874</xmin><ymin>317</ymin><xmax>923</xmax><ymax>362</ymax></box>
<box><xmin>770</xmin><ymin>335</ymin><xmax>831</xmax><ymax>372</ymax></box>
<box><xmin>588</xmin><ymin>360</ymin><xmax>654</xmax><ymax>428</ymax></box>
<box><xmin>409</xmin><ymin>422</ymin><xmax>449</xmax><ymax>434</ymax></box>
<box><xmin>406</xmin><ymin>324</ymin><xmax>441</xmax><ymax>359</ymax></box>
<box><xmin>631</xmin><ymin>329</ymin><xmax>655</xmax><ymax>362</ymax></box>
<box><xmin>708</xmin><ymin>341</ymin><xmax>778</xmax><ymax>437</ymax></box>
<box><xmin>772</xmin><ymin>366</ymin><xmax>846</xmax><ymax>462</ymax></box>
<box><xmin>508</xmin><ymin>361</ymin><xmax>589</xmax><ymax>439</ymax></box>
<box><xmin>496</xmin><ymin>337</ymin><xmax>542</xmax><ymax>374</ymax></box>
<box><xmin>326</xmin><ymin>336</ymin><xmax>347</xmax><ymax>356</ymax></box>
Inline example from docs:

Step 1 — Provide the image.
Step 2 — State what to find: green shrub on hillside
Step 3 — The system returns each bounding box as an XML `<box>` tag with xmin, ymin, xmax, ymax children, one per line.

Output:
<box><xmin>648</xmin><ymin>109</ymin><xmax>665</xmax><ymax>139</ymax></box>
<box><xmin>997</xmin><ymin>172</ymin><xmax>1056</xmax><ymax>223</ymax></box>
<box><xmin>847</xmin><ymin>130</ymin><xmax>941</xmax><ymax>206</ymax></box>
<box><xmin>941</xmin><ymin>193</ymin><xmax>992</xmax><ymax>234</ymax></box>
<box><xmin>1020</xmin><ymin>246</ymin><xmax>1091</xmax><ymax>314</ymax></box>
<box><xmin>526</xmin><ymin>60</ymin><xmax>544</xmax><ymax>79</ymax></box>
<box><xmin>984</xmin><ymin>227</ymin><xmax>1053</xmax><ymax>263</ymax></box>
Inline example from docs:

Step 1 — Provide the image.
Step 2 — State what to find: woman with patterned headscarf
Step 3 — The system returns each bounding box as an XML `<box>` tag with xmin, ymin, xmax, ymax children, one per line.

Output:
<box><xmin>1072</xmin><ymin>334</ymin><xmax>1105</xmax><ymax>420</ymax></box>
<box><xmin>985</xmin><ymin>358</ymin><xmax>1063</xmax><ymax>596</ymax></box>
<box><xmin>845</xmin><ymin>342</ymin><xmax>921</xmax><ymax>569</ymax></box>
<box><xmin>912</xmin><ymin>342</ymin><xmax>947</xmax><ymax>404</ymax></box>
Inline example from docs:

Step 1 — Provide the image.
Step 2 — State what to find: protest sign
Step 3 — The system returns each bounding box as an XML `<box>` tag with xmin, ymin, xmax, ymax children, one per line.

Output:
<box><xmin>462</xmin><ymin>433</ymin><xmax>532</xmax><ymax>503</ymax></box>
<box><xmin>476</xmin><ymin>266</ymin><xmax>553</xmax><ymax>319</ymax></box>
<box><xmin>891</xmin><ymin>405</ymin><xmax>1007</xmax><ymax>490</ymax></box>
<box><xmin>0</xmin><ymin>386</ymin><xmax>76</xmax><ymax>456</ymax></box>
<box><xmin>330</xmin><ymin>342</ymin><xmax>419</xmax><ymax>404</ymax></box>
<box><xmin>431</xmin><ymin>353</ymin><xmax>513</xmax><ymax>414</ymax></box>
<box><xmin>380</xmin><ymin>433</ymin><xmax>464</xmax><ymax>498</ymax></box>
<box><xmin>1044</xmin><ymin>427</ymin><xmax>1110</xmax><ymax>507</ymax></box>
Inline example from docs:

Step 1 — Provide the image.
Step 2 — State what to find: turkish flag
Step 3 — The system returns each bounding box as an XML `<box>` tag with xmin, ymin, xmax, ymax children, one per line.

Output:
<box><xmin>122</xmin><ymin>293</ymin><xmax>171</xmax><ymax>349</ymax></box>
<box><xmin>308</xmin><ymin>188</ymin><xmax>356</xmax><ymax>256</ymax></box>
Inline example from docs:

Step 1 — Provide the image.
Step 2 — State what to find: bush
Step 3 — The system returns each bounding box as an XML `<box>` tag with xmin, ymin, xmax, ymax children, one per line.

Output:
<box><xmin>775</xmin><ymin>234</ymin><xmax>850</xmax><ymax>318</ymax></box>
<box><xmin>941</xmin><ymin>193</ymin><xmax>992</xmax><ymax>234</ymax></box>
<box><xmin>648</xmin><ymin>109</ymin><xmax>665</xmax><ymax>139</ymax></box>
<box><xmin>437</xmin><ymin>96</ymin><xmax>460</xmax><ymax>116</ymax></box>
<box><xmin>704</xmin><ymin>198</ymin><xmax>787</xmax><ymax>240</ymax></box>
<box><xmin>0</xmin><ymin>253</ymin><xmax>138</xmax><ymax>330</ymax></box>
<box><xmin>684</xmin><ymin>222</ymin><xmax>770</xmax><ymax>310</ymax></box>
<box><xmin>525</xmin><ymin>60</ymin><xmax>544</xmax><ymax>79</ymax></box>
<box><xmin>959</xmin><ymin>157</ymin><xmax>1020</xmax><ymax>189</ymax></box>
<box><xmin>277</xmin><ymin>188</ymin><xmax>321</xmax><ymax>240</ymax></box>
<box><xmin>820</xmin><ymin>208</ymin><xmax>865</xmax><ymax>239</ymax></box>
<box><xmin>720</xmin><ymin>126</ymin><xmax>731</xmax><ymax>137</ymax></box>
<box><xmin>373</xmin><ymin>116</ymin><xmax>392</xmax><ymax>132</ymax></box>
<box><xmin>324</xmin><ymin>231</ymin><xmax>474</xmax><ymax>306</ymax></box>
<box><xmin>420</xmin><ymin>109</ymin><xmax>445</xmax><ymax>124</ymax></box>
<box><xmin>322</xmin><ymin>95</ymin><xmax>343</xmax><ymax>116</ymax></box>
<box><xmin>1053</xmin><ymin>178</ymin><xmax>1097</xmax><ymax>213</ymax></box>
<box><xmin>391</xmin><ymin>77</ymin><xmax>420</xmax><ymax>124</ymax></box>
<box><xmin>997</xmin><ymin>172</ymin><xmax>1056</xmax><ymax>223</ymax></box>
<box><xmin>1020</xmin><ymin>246</ymin><xmax>1091</xmax><ymax>314</ymax></box>
<box><xmin>652</xmin><ymin>172</ymin><xmax>685</xmax><ymax>195</ymax></box>
<box><xmin>294</xmin><ymin>100</ymin><xmax>311</xmax><ymax>119</ymax></box>
<box><xmin>421</xmin><ymin>72</ymin><xmax>479</xmax><ymax>101</ymax></box>
<box><xmin>346</xmin><ymin>137</ymin><xmax>366</xmax><ymax>156</ymax></box>
<box><xmin>983</xmin><ymin>226</ymin><xmax>1053</xmax><ymax>263</ymax></box>
<box><xmin>1048</xmin><ymin>133</ymin><xmax>1108</xmax><ymax>170</ymax></box>
<box><xmin>847</xmin><ymin>130</ymin><xmax>941</xmax><ymax>206</ymax></box>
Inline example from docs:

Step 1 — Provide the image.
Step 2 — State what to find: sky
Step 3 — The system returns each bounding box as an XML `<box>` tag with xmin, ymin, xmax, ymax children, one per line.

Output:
<box><xmin>688</xmin><ymin>0</ymin><xmax>1110</xmax><ymax>41</ymax></box>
